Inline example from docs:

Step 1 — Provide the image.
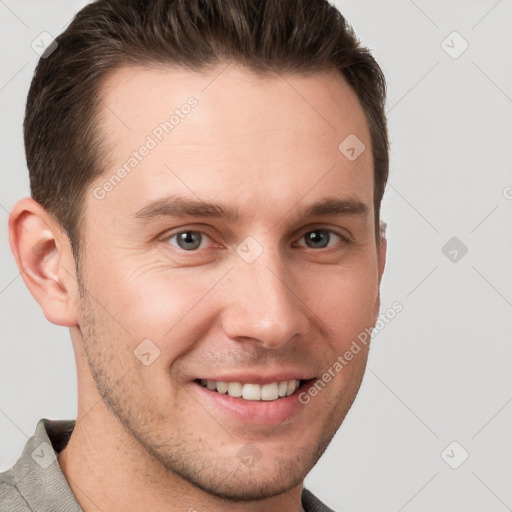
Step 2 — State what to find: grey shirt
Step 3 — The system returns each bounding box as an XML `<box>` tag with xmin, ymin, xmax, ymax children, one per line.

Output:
<box><xmin>0</xmin><ymin>419</ymin><xmax>336</xmax><ymax>511</ymax></box>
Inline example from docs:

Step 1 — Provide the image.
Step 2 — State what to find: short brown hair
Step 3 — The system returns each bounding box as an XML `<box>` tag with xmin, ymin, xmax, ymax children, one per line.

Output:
<box><xmin>24</xmin><ymin>0</ymin><xmax>388</xmax><ymax>258</ymax></box>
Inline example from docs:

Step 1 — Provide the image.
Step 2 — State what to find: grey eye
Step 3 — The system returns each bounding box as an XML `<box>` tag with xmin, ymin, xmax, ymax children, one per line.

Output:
<box><xmin>168</xmin><ymin>231</ymin><xmax>206</xmax><ymax>251</ymax></box>
<box><xmin>301</xmin><ymin>230</ymin><xmax>340</xmax><ymax>249</ymax></box>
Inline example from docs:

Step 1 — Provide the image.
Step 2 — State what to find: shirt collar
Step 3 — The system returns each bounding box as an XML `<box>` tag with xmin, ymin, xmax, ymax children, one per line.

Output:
<box><xmin>12</xmin><ymin>418</ymin><xmax>81</xmax><ymax>511</ymax></box>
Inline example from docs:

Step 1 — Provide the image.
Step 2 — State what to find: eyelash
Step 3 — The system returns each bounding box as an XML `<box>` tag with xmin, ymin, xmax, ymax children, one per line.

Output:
<box><xmin>162</xmin><ymin>228</ymin><xmax>350</xmax><ymax>253</ymax></box>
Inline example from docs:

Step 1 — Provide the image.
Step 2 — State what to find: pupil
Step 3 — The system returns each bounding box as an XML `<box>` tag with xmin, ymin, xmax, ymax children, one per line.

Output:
<box><xmin>178</xmin><ymin>232</ymin><xmax>201</xmax><ymax>250</ymax></box>
<box><xmin>306</xmin><ymin>230</ymin><xmax>329</xmax><ymax>249</ymax></box>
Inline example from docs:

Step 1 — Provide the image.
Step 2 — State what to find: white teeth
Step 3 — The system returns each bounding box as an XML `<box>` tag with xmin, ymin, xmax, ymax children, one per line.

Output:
<box><xmin>200</xmin><ymin>379</ymin><xmax>301</xmax><ymax>401</ymax></box>
<box><xmin>242</xmin><ymin>383</ymin><xmax>261</xmax><ymax>400</ymax></box>
<box><xmin>286</xmin><ymin>380</ymin><xmax>297</xmax><ymax>395</ymax></box>
<box><xmin>216</xmin><ymin>381</ymin><xmax>228</xmax><ymax>394</ymax></box>
<box><xmin>227</xmin><ymin>382</ymin><xmax>242</xmax><ymax>397</ymax></box>
<box><xmin>261</xmin><ymin>382</ymin><xmax>279</xmax><ymax>401</ymax></box>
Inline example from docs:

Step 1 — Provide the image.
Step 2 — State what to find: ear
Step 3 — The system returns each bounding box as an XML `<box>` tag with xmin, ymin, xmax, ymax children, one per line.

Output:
<box><xmin>372</xmin><ymin>221</ymin><xmax>387</xmax><ymax>320</ymax></box>
<box><xmin>377</xmin><ymin>221</ymin><xmax>387</xmax><ymax>284</ymax></box>
<box><xmin>8</xmin><ymin>197</ymin><xmax>79</xmax><ymax>327</ymax></box>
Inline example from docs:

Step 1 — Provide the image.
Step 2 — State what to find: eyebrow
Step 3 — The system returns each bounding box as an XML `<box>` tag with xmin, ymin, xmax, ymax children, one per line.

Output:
<box><xmin>134</xmin><ymin>195</ymin><xmax>240</xmax><ymax>222</ymax></box>
<box><xmin>297</xmin><ymin>197</ymin><xmax>368</xmax><ymax>219</ymax></box>
<box><xmin>133</xmin><ymin>194</ymin><xmax>369</xmax><ymax>222</ymax></box>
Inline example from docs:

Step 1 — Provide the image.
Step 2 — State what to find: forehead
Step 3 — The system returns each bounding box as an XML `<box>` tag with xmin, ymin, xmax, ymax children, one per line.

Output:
<box><xmin>91</xmin><ymin>64</ymin><xmax>373</xmax><ymax>222</ymax></box>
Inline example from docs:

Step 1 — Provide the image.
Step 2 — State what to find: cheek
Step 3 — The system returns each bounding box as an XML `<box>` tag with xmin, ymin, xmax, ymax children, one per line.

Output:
<box><xmin>303</xmin><ymin>258</ymin><xmax>379</xmax><ymax>341</ymax></box>
<box><xmin>94</xmin><ymin>263</ymin><xmax>227</xmax><ymax>356</ymax></box>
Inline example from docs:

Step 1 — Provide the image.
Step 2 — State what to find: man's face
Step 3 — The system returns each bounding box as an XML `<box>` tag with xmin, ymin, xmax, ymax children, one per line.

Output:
<box><xmin>76</xmin><ymin>64</ymin><xmax>384</xmax><ymax>500</ymax></box>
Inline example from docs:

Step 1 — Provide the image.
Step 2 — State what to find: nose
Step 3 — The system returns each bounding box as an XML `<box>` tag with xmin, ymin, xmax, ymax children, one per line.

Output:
<box><xmin>220</xmin><ymin>251</ymin><xmax>309</xmax><ymax>349</ymax></box>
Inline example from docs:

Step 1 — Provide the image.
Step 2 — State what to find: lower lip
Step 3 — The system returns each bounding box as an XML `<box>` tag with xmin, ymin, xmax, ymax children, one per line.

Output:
<box><xmin>192</xmin><ymin>381</ymin><xmax>312</xmax><ymax>425</ymax></box>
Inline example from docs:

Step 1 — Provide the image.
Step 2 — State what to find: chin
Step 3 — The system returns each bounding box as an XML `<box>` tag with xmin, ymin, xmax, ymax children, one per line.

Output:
<box><xmin>172</xmin><ymin>461</ymin><xmax>306</xmax><ymax>502</ymax></box>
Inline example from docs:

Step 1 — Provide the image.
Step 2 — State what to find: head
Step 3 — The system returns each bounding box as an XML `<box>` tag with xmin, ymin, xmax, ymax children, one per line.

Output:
<box><xmin>10</xmin><ymin>0</ymin><xmax>388</xmax><ymax>502</ymax></box>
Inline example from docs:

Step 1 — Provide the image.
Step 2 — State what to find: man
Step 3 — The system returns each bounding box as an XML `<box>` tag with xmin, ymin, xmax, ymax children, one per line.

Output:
<box><xmin>2</xmin><ymin>0</ymin><xmax>388</xmax><ymax>510</ymax></box>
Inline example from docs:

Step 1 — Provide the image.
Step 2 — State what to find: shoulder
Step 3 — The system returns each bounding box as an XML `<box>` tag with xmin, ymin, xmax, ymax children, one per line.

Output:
<box><xmin>0</xmin><ymin>418</ymin><xmax>80</xmax><ymax>512</ymax></box>
<box><xmin>0</xmin><ymin>469</ymin><xmax>33</xmax><ymax>511</ymax></box>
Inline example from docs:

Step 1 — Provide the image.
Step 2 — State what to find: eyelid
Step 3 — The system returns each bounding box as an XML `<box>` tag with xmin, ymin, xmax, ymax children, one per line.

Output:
<box><xmin>159</xmin><ymin>225</ymin><xmax>219</xmax><ymax>251</ymax></box>
<box><xmin>292</xmin><ymin>221</ymin><xmax>352</xmax><ymax>241</ymax></box>
<box><xmin>295</xmin><ymin>228</ymin><xmax>349</xmax><ymax>248</ymax></box>
<box><xmin>160</xmin><ymin>224</ymin><xmax>216</xmax><ymax>239</ymax></box>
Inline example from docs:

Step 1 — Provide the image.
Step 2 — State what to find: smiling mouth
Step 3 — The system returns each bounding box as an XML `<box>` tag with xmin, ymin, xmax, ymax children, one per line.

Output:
<box><xmin>195</xmin><ymin>379</ymin><xmax>309</xmax><ymax>401</ymax></box>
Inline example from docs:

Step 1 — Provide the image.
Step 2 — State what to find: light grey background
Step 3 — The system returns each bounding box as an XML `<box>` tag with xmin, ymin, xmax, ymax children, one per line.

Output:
<box><xmin>1</xmin><ymin>1</ymin><xmax>511</xmax><ymax>511</ymax></box>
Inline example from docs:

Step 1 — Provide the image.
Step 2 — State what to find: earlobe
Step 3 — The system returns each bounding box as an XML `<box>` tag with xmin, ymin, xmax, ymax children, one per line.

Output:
<box><xmin>8</xmin><ymin>197</ymin><xmax>79</xmax><ymax>327</ymax></box>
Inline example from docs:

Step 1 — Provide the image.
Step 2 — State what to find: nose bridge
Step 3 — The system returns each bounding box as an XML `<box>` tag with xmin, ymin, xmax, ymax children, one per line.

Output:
<box><xmin>221</xmin><ymin>249</ymin><xmax>307</xmax><ymax>347</ymax></box>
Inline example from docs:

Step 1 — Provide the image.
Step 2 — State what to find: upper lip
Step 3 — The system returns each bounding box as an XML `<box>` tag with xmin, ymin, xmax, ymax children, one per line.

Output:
<box><xmin>194</xmin><ymin>372</ymin><xmax>315</xmax><ymax>385</ymax></box>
